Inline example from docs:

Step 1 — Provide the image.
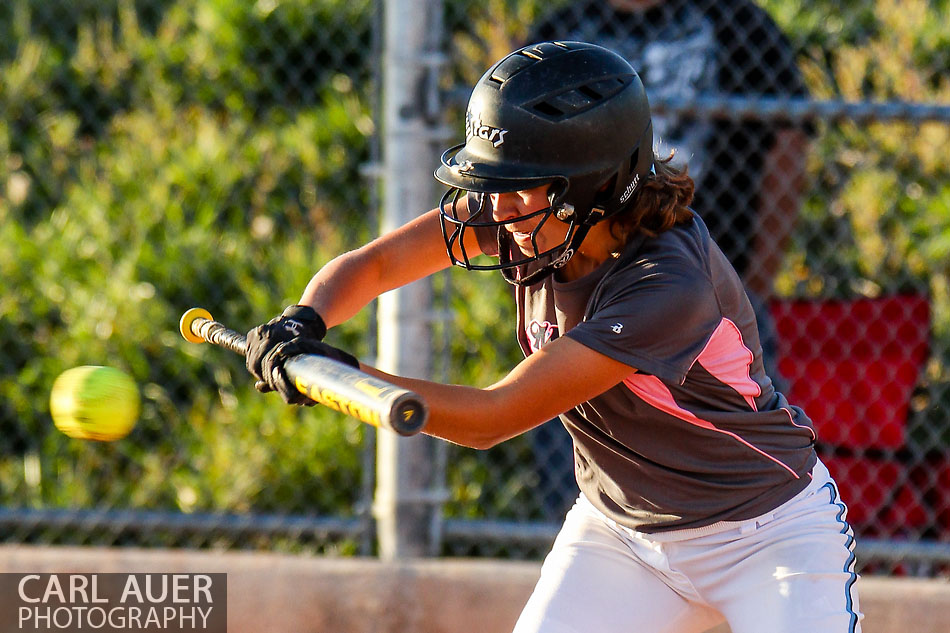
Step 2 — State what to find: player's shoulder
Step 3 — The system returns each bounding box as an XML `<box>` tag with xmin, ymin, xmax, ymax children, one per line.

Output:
<box><xmin>602</xmin><ymin>217</ymin><xmax>714</xmax><ymax>294</ymax></box>
<box><xmin>628</xmin><ymin>214</ymin><xmax>711</xmax><ymax>268</ymax></box>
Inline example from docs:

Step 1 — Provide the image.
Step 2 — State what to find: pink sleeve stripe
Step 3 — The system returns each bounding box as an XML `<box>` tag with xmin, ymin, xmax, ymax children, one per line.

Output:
<box><xmin>622</xmin><ymin>373</ymin><xmax>800</xmax><ymax>479</ymax></box>
<box><xmin>692</xmin><ymin>318</ymin><xmax>761</xmax><ymax>411</ymax></box>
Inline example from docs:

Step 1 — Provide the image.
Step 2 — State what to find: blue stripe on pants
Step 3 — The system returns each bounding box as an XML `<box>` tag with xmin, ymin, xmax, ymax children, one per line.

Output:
<box><xmin>821</xmin><ymin>481</ymin><xmax>860</xmax><ymax>633</ymax></box>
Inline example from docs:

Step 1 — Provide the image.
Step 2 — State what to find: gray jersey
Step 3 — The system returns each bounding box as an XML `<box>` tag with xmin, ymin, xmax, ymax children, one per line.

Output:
<box><xmin>478</xmin><ymin>213</ymin><xmax>817</xmax><ymax>532</ymax></box>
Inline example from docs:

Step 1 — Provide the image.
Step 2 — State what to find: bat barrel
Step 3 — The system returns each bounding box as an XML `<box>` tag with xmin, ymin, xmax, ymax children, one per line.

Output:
<box><xmin>388</xmin><ymin>392</ymin><xmax>428</xmax><ymax>436</ymax></box>
<box><xmin>284</xmin><ymin>355</ymin><xmax>428</xmax><ymax>436</ymax></box>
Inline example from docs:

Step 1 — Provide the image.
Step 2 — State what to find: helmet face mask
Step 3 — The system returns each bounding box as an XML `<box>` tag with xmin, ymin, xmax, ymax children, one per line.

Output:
<box><xmin>435</xmin><ymin>41</ymin><xmax>654</xmax><ymax>285</ymax></box>
<box><xmin>439</xmin><ymin>185</ymin><xmax>582</xmax><ymax>284</ymax></box>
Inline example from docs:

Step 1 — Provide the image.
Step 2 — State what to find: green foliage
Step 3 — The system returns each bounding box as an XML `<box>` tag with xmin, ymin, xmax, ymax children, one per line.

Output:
<box><xmin>758</xmin><ymin>0</ymin><xmax>950</xmax><ymax>445</ymax></box>
<box><xmin>3</xmin><ymin>0</ymin><xmax>950</xmax><ymax>550</ymax></box>
<box><xmin>0</xmin><ymin>0</ymin><xmax>375</xmax><ymax>530</ymax></box>
<box><xmin>445</xmin><ymin>0</ymin><xmax>554</xmax><ymax>87</ymax></box>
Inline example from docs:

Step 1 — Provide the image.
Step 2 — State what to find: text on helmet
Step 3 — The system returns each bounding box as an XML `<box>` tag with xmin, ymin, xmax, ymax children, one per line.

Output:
<box><xmin>466</xmin><ymin>111</ymin><xmax>508</xmax><ymax>147</ymax></box>
<box><xmin>619</xmin><ymin>173</ymin><xmax>641</xmax><ymax>205</ymax></box>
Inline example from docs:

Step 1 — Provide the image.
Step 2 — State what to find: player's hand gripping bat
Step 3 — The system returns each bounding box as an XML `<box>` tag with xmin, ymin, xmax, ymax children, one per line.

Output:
<box><xmin>179</xmin><ymin>308</ymin><xmax>428</xmax><ymax>436</ymax></box>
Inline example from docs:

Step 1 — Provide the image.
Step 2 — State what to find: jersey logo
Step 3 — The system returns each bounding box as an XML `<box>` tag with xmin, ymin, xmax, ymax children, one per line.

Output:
<box><xmin>526</xmin><ymin>320</ymin><xmax>557</xmax><ymax>352</ymax></box>
<box><xmin>611</xmin><ymin>322</ymin><xmax>624</xmax><ymax>334</ymax></box>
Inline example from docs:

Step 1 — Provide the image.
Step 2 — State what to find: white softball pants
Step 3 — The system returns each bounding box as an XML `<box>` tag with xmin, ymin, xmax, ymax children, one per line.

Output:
<box><xmin>513</xmin><ymin>460</ymin><xmax>862</xmax><ymax>633</ymax></box>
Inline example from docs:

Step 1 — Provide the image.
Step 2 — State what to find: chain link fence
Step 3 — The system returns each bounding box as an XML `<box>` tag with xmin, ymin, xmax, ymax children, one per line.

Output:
<box><xmin>3</xmin><ymin>0</ymin><xmax>950</xmax><ymax>577</ymax></box>
<box><xmin>1</xmin><ymin>0</ymin><xmax>380</xmax><ymax>555</ymax></box>
<box><xmin>438</xmin><ymin>0</ymin><xmax>950</xmax><ymax>575</ymax></box>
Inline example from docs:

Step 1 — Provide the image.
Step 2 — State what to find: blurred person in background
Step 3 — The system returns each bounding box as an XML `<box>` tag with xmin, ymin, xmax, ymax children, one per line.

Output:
<box><xmin>526</xmin><ymin>0</ymin><xmax>812</xmax><ymax>520</ymax></box>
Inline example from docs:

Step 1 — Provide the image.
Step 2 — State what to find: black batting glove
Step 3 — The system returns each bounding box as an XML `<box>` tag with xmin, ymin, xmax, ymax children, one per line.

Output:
<box><xmin>246</xmin><ymin>305</ymin><xmax>327</xmax><ymax>391</ymax></box>
<box><xmin>260</xmin><ymin>338</ymin><xmax>360</xmax><ymax>406</ymax></box>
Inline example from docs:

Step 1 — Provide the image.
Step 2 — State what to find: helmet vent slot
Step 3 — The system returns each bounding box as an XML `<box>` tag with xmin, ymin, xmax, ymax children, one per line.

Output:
<box><xmin>532</xmin><ymin>101</ymin><xmax>565</xmax><ymax>117</ymax></box>
<box><xmin>586</xmin><ymin>77</ymin><xmax>630</xmax><ymax>101</ymax></box>
<box><xmin>578</xmin><ymin>85</ymin><xmax>603</xmax><ymax>99</ymax></box>
<box><xmin>628</xmin><ymin>148</ymin><xmax>640</xmax><ymax>174</ymax></box>
<box><xmin>491</xmin><ymin>51</ymin><xmax>537</xmax><ymax>85</ymax></box>
<box><xmin>528</xmin><ymin>76</ymin><xmax>633</xmax><ymax>120</ymax></box>
<box><xmin>490</xmin><ymin>43</ymin><xmax>572</xmax><ymax>85</ymax></box>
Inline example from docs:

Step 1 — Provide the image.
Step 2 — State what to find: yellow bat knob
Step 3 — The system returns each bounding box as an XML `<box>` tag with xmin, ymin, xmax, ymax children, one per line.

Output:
<box><xmin>180</xmin><ymin>307</ymin><xmax>214</xmax><ymax>344</ymax></box>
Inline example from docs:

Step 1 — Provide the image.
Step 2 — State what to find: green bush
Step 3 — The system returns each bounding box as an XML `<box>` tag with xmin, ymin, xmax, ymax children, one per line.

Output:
<box><xmin>0</xmin><ymin>0</ymin><xmax>375</xmax><ymax>523</ymax></box>
<box><xmin>3</xmin><ymin>0</ymin><xmax>950</xmax><ymax>549</ymax></box>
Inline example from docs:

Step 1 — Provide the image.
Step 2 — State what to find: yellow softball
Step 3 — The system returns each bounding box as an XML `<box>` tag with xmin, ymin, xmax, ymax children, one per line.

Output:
<box><xmin>50</xmin><ymin>366</ymin><xmax>140</xmax><ymax>441</ymax></box>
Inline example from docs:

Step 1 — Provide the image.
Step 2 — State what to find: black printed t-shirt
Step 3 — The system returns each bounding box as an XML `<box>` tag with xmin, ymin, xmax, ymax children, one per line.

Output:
<box><xmin>477</xmin><ymin>214</ymin><xmax>817</xmax><ymax>532</ymax></box>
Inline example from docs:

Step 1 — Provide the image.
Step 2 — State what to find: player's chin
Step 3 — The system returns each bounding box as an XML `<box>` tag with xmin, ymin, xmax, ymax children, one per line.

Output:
<box><xmin>511</xmin><ymin>231</ymin><xmax>542</xmax><ymax>255</ymax></box>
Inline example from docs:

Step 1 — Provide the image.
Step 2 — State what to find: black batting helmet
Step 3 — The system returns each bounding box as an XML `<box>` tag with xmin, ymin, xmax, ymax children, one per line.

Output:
<box><xmin>436</xmin><ymin>41</ymin><xmax>653</xmax><ymax>285</ymax></box>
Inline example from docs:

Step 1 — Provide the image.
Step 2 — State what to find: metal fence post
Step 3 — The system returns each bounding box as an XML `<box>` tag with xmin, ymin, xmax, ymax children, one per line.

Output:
<box><xmin>375</xmin><ymin>0</ymin><xmax>447</xmax><ymax>560</ymax></box>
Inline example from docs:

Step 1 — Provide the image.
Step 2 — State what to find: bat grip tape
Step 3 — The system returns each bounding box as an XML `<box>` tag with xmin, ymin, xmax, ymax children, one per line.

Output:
<box><xmin>194</xmin><ymin>318</ymin><xmax>248</xmax><ymax>356</ymax></box>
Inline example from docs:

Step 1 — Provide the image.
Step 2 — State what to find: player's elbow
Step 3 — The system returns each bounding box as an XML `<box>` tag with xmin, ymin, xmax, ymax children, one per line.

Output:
<box><xmin>425</xmin><ymin>387</ymin><xmax>549</xmax><ymax>449</ymax></box>
<box><xmin>468</xmin><ymin>432</ymin><xmax>507</xmax><ymax>451</ymax></box>
<box><xmin>466</xmin><ymin>415</ymin><xmax>539</xmax><ymax>450</ymax></box>
<box><xmin>433</xmin><ymin>417</ymin><xmax>525</xmax><ymax>450</ymax></box>
<box><xmin>440</xmin><ymin>426</ymin><xmax>507</xmax><ymax>450</ymax></box>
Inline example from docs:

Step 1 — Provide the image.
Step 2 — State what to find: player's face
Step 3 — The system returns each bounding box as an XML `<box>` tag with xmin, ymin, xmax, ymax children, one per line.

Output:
<box><xmin>489</xmin><ymin>184</ymin><xmax>561</xmax><ymax>256</ymax></box>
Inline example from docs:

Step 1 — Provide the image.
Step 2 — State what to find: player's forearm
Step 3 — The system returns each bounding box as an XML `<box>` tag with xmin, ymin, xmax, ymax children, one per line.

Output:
<box><xmin>298</xmin><ymin>249</ymin><xmax>383</xmax><ymax>328</ymax></box>
<box><xmin>353</xmin><ymin>368</ymin><xmax>531</xmax><ymax>448</ymax></box>
<box><xmin>422</xmin><ymin>388</ymin><xmax>535</xmax><ymax>449</ymax></box>
<box><xmin>356</xmin><ymin>338</ymin><xmax>633</xmax><ymax>449</ymax></box>
<box><xmin>298</xmin><ymin>208</ymin><xmax>456</xmax><ymax>328</ymax></box>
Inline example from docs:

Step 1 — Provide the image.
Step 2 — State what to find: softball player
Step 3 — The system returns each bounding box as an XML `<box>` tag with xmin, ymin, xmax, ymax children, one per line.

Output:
<box><xmin>246</xmin><ymin>41</ymin><xmax>862</xmax><ymax>633</ymax></box>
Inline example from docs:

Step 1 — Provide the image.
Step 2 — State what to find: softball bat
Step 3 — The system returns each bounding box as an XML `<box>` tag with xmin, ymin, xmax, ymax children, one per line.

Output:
<box><xmin>179</xmin><ymin>308</ymin><xmax>428</xmax><ymax>436</ymax></box>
